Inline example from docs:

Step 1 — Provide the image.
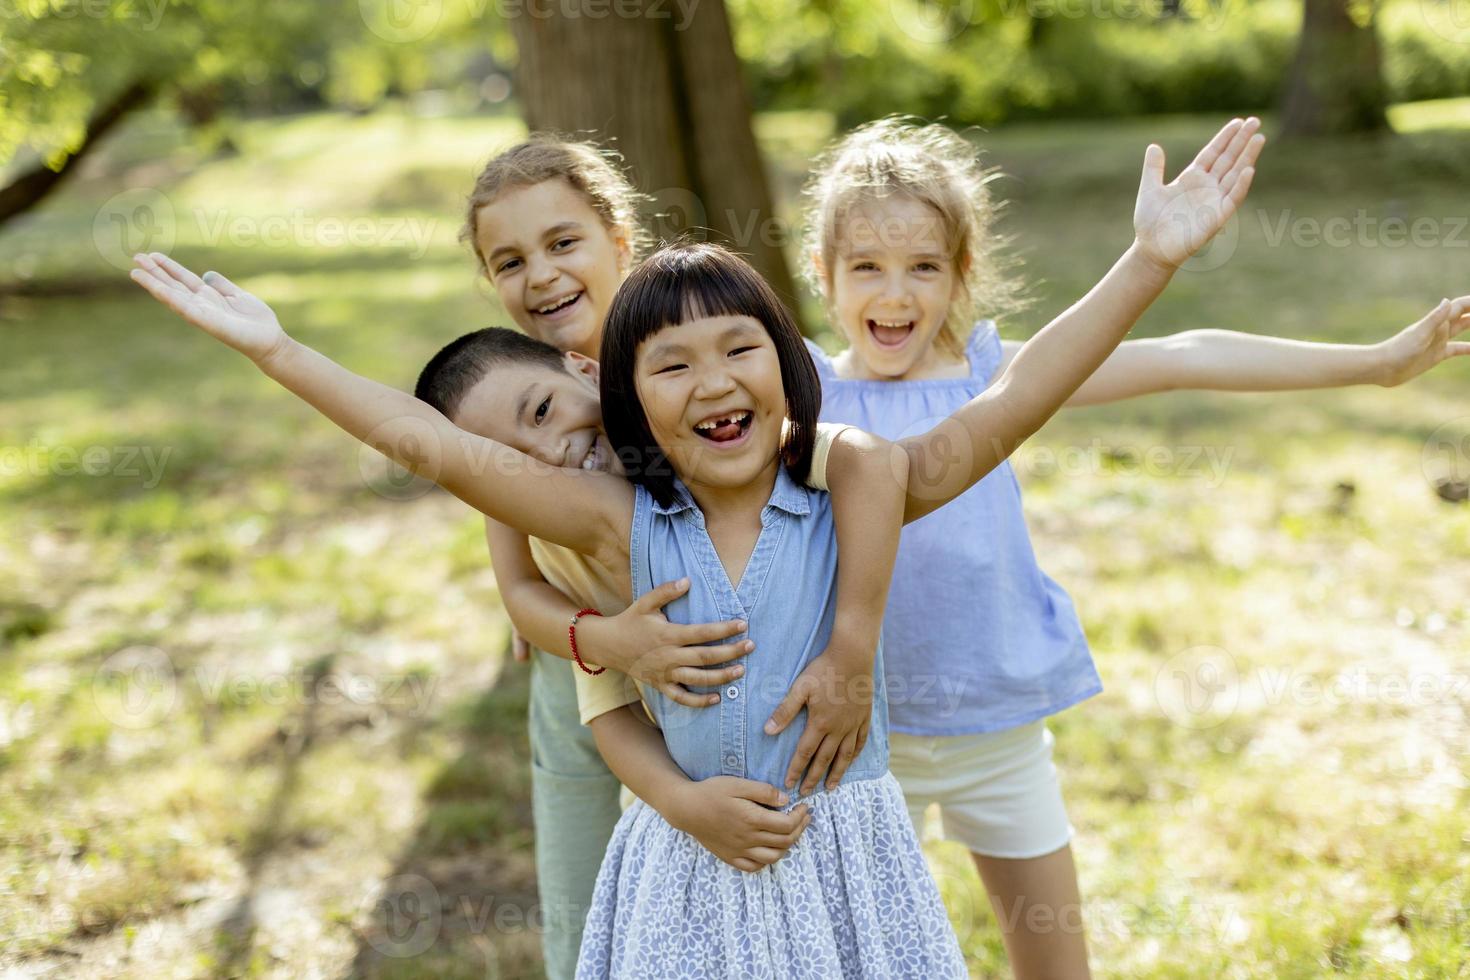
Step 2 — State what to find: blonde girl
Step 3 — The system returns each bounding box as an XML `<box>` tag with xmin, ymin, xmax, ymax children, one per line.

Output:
<box><xmin>802</xmin><ymin>116</ymin><xmax>1468</xmax><ymax>978</ymax></box>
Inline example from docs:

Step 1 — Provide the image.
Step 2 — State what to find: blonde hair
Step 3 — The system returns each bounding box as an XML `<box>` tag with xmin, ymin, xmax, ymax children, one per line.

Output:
<box><xmin>802</xmin><ymin>117</ymin><xmax>1025</xmax><ymax>358</ymax></box>
<box><xmin>462</xmin><ymin>134</ymin><xmax>652</xmax><ymax>276</ymax></box>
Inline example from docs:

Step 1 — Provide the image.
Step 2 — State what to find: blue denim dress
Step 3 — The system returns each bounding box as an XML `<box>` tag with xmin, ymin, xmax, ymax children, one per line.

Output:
<box><xmin>576</xmin><ymin>469</ymin><xmax>965</xmax><ymax>979</ymax></box>
<box><xmin>810</xmin><ymin>323</ymin><xmax>1102</xmax><ymax>735</ymax></box>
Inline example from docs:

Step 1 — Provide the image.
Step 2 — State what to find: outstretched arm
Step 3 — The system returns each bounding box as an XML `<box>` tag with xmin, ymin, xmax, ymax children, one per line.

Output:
<box><xmin>130</xmin><ymin>252</ymin><xmax>633</xmax><ymax>564</ymax></box>
<box><xmin>998</xmin><ymin>295</ymin><xmax>1470</xmax><ymax>407</ymax></box>
<box><xmin>900</xmin><ymin>117</ymin><xmax>1266</xmax><ymax>522</ymax></box>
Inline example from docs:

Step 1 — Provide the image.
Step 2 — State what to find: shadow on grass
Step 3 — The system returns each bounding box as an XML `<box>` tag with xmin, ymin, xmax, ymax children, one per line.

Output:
<box><xmin>348</xmin><ymin>641</ymin><xmax>542</xmax><ymax>980</ymax></box>
<box><xmin>207</xmin><ymin>654</ymin><xmax>336</xmax><ymax>975</ymax></box>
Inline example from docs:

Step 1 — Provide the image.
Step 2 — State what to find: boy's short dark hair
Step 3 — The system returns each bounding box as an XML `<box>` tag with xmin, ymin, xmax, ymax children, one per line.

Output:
<box><xmin>599</xmin><ymin>242</ymin><xmax>819</xmax><ymax>509</ymax></box>
<box><xmin>415</xmin><ymin>327</ymin><xmax>567</xmax><ymax>420</ymax></box>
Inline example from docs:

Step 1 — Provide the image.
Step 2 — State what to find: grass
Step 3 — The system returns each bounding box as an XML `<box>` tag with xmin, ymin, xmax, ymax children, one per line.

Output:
<box><xmin>1</xmin><ymin>98</ymin><xmax>1468</xmax><ymax>977</ymax></box>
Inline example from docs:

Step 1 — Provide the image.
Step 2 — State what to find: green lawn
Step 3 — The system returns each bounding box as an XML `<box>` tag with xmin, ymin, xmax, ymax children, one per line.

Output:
<box><xmin>1</xmin><ymin>102</ymin><xmax>1467</xmax><ymax>978</ymax></box>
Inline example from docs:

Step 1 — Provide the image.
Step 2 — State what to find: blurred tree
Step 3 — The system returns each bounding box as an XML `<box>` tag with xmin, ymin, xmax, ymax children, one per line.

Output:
<box><xmin>0</xmin><ymin>0</ymin><xmax>509</xmax><ymax>230</ymax></box>
<box><xmin>1279</xmin><ymin>0</ymin><xmax>1388</xmax><ymax>135</ymax></box>
<box><xmin>508</xmin><ymin>0</ymin><xmax>799</xmax><ymax>307</ymax></box>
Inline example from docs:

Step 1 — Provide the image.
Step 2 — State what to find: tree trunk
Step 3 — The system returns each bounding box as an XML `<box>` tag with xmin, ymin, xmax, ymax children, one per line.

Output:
<box><xmin>0</xmin><ymin>79</ymin><xmax>156</xmax><ymax>229</ymax></box>
<box><xmin>508</xmin><ymin>0</ymin><xmax>800</xmax><ymax>311</ymax></box>
<box><xmin>1279</xmin><ymin>0</ymin><xmax>1388</xmax><ymax>137</ymax></box>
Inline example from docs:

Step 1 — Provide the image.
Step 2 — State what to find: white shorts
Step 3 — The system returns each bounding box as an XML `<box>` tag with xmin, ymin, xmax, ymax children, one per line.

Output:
<box><xmin>889</xmin><ymin>720</ymin><xmax>1073</xmax><ymax>860</ymax></box>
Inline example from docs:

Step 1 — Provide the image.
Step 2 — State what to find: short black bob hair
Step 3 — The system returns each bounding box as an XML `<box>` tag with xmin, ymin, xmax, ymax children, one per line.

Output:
<box><xmin>415</xmin><ymin>326</ymin><xmax>566</xmax><ymax>421</ymax></box>
<box><xmin>599</xmin><ymin>242</ymin><xmax>820</xmax><ymax>510</ymax></box>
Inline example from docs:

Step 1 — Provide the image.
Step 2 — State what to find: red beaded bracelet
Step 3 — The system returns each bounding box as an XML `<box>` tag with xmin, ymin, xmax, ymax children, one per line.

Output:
<box><xmin>569</xmin><ymin>608</ymin><xmax>605</xmax><ymax>675</ymax></box>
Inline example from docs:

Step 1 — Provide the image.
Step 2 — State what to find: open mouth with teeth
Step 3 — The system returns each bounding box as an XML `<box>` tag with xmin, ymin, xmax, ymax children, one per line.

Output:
<box><xmin>534</xmin><ymin>292</ymin><xmax>583</xmax><ymax>318</ymax></box>
<box><xmin>579</xmin><ymin>439</ymin><xmax>607</xmax><ymax>471</ymax></box>
<box><xmin>692</xmin><ymin>410</ymin><xmax>754</xmax><ymax>444</ymax></box>
<box><xmin>867</xmin><ymin>318</ymin><xmax>916</xmax><ymax>350</ymax></box>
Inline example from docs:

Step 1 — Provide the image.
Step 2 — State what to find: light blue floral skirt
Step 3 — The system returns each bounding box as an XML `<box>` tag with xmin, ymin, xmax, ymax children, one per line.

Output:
<box><xmin>575</xmin><ymin>771</ymin><xmax>966</xmax><ymax>978</ymax></box>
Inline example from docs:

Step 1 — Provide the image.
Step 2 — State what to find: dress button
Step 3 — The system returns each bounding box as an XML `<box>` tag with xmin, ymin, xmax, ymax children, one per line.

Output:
<box><xmin>724</xmin><ymin>754</ymin><xmax>739</xmax><ymax>768</ymax></box>
<box><xmin>726</xmin><ymin>685</ymin><xmax>740</xmax><ymax>700</ymax></box>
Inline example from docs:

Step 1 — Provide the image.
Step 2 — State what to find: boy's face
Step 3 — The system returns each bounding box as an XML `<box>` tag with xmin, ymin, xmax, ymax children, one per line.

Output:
<box><xmin>452</xmin><ymin>353</ymin><xmax>620</xmax><ymax>475</ymax></box>
<box><xmin>473</xmin><ymin>179</ymin><xmax>627</xmax><ymax>360</ymax></box>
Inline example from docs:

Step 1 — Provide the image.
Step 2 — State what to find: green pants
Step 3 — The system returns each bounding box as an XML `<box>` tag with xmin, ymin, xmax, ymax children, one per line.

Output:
<box><xmin>528</xmin><ymin>647</ymin><xmax>623</xmax><ymax>979</ymax></box>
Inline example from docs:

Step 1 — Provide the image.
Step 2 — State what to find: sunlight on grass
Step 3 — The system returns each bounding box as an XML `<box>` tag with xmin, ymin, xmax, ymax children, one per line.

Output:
<box><xmin>1390</xmin><ymin>95</ymin><xmax>1470</xmax><ymax>132</ymax></box>
<box><xmin>2</xmin><ymin>101</ymin><xmax>1467</xmax><ymax>977</ymax></box>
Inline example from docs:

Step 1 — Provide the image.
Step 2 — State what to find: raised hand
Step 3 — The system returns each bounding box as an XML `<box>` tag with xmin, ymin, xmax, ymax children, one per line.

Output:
<box><xmin>1373</xmin><ymin>295</ymin><xmax>1470</xmax><ymax>387</ymax></box>
<box><xmin>130</xmin><ymin>252</ymin><xmax>288</xmax><ymax>364</ymax></box>
<box><xmin>1134</xmin><ymin>117</ymin><xmax>1264</xmax><ymax>270</ymax></box>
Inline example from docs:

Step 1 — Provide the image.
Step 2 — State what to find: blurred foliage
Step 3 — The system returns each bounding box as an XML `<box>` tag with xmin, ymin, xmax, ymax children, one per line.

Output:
<box><xmin>0</xmin><ymin>0</ymin><xmax>516</xmax><ymax>175</ymax></box>
<box><xmin>730</xmin><ymin>0</ymin><xmax>1470</xmax><ymax>126</ymax></box>
<box><xmin>4</xmin><ymin>0</ymin><xmax>1470</xmax><ymax>179</ymax></box>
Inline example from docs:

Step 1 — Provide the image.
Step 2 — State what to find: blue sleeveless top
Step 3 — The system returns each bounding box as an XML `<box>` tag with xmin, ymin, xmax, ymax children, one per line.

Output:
<box><xmin>808</xmin><ymin>323</ymin><xmax>1101</xmax><ymax>735</ymax></box>
<box><xmin>628</xmin><ymin>469</ymin><xmax>890</xmax><ymax>789</ymax></box>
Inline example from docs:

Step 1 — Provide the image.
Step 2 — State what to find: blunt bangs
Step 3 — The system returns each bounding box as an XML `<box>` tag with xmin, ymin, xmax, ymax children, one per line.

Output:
<box><xmin>599</xmin><ymin>243</ymin><xmax>820</xmax><ymax>509</ymax></box>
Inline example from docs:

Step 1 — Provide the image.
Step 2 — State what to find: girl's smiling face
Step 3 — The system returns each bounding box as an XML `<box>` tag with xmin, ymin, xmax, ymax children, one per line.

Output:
<box><xmin>634</xmin><ymin>314</ymin><xmax>787</xmax><ymax>497</ymax></box>
<box><xmin>473</xmin><ymin>178</ymin><xmax>628</xmax><ymax>358</ymax></box>
<box><xmin>829</xmin><ymin>194</ymin><xmax>964</xmax><ymax>380</ymax></box>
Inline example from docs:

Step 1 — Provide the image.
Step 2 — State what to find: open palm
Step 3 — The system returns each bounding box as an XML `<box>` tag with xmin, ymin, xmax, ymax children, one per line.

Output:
<box><xmin>1134</xmin><ymin>117</ymin><xmax>1264</xmax><ymax>269</ymax></box>
<box><xmin>130</xmin><ymin>252</ymin><xmax>287</xmax><ymax>364</ymax></box>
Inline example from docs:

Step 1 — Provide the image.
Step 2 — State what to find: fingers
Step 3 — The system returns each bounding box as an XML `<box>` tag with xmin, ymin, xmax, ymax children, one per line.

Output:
<box><xmin>148</xmin><ymin>252</ymin><xmax>208</xmax><ymax>293</ymax></box>
<box><xmin>1139</xmin><ymin>144</ymin><xmax>1166</xmax><ymax>194</ymax></box>
<box><xmin>1191</xmin><ymin>117</ymin><xmax>1245</xmax><ymax>173</ymax></box>
<box><xmin>1207</xmin><ymin>117</ymin><xmax>1261</xmax><ymax>177</ymax></box>
<box><xmin>763</xmin><ymin>680</ymin><xmax>809</xmax><ymax>737</ymax></box>
<box><xmin>782</xmin><ymin>727</ymin><xmax>822</xmax><ymax>791</ymax></box>
<box><xmin>745</xmin><ymin>846</ymin><xmax>786</xmax><ymax>867</ymax></box>
<box><xmin>129</xmin><ymin>266</ymin><xmax>183</xmax><ymax>307</ymax></box>
<box><xmin>678</xmin><ymin>619</ymin><xmax>750</xmax><ymax>649</ymax></box>
<box><xmin>637</xmin><ymin>577</ymin><xmax>691</xmax><ymax>612</ymax></box>
<box><xmin>725</xmin><ymin>779</ymin><xmax>790</xmax><ymax>809</ymax></box>
<box><xmin>1446</xmin><ymin>341</ymin><xmax>1470</xmax><ymax>357</ymax></box>
<box><xmin>754</xmin><ymin>810</ymin><xmax>812</xmax><ymax>849</ymax></box>
<box><xmin>1450</xmin><ymin>310</ymin><xmax>1470</xmax><ymax>340</ymax></box>
<box><xmin>670</xmin><ymin>661</ymin><xmax>744</xmax><ymax>688</ymax></box>
<box><xmin>751</xmin><ymin>802</ymin><xmax>808</xmax><ymax>836</ymax></box>
<box><xmin>202</xmin><ymin>269</ymin><xmax>246</xmax><ymax>298</ymax></box>
<box><xmin>800</xmin><ymin>735</ymin><xmax>842</xmax><ymax>797</ymax></box>
<box><xmin>1221</xmin><ymin>167</ymin><xmax>1256</xmax><ymax>219</ymax></box>
<box><xmin>658</xmin><ymin>682</ymin><xmax>719</xmax><ymax>708</ymax></box>
<box><xmin>823</xmin><ymin>731</ymin><xmax>861</xmax><ymax>792</ymax></box>
<box><xmin>1218</xmin><ymin>133</ymin><xmax>1266</xmax><ymax>196</ymax></box>
<box><xmin>689</xmin><ymin>638</ymin><xmax>754</xmax><ymax>666</ymax></box>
